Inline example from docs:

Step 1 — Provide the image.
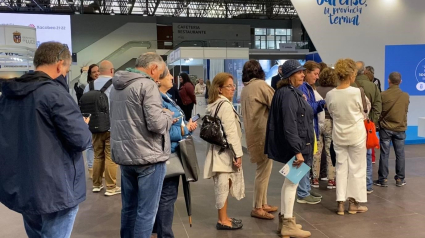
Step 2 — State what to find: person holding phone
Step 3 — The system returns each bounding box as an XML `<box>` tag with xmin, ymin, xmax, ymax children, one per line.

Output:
<box><xmin>265</xmin><ymin>60</ymin><xmax>313</xmax><ymax>238</ymax></box>
<box><xmin>153</xmin><ymin>68</ymin><xmax>197</xmax><ymax>238</ymax></box>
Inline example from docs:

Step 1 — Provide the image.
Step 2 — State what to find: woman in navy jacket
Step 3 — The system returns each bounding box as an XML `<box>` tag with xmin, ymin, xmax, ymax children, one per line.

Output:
<box><xmin>153</xmin><ymin>69</ymin><xmax>197</xmax><ymax>238</ymax></box>
<box><xmin>265</xmin><ymin>60</ymin><xmax>313</xmax><ymax>238</ymax></box>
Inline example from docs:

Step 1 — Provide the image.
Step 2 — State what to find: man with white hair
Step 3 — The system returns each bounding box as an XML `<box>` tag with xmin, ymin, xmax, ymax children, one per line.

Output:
<box><xmin>110</xmin><ymin>52</ymin><xmax>173</xmax><ymax>238</ymax></box>
<box><xmin>195</xmin><ymin>78</ymin><xmax>206</xmax><ymax>95</ymax></box>
<box><xmin>353</xmin><ymin>61</ymin><xmax>382</xmax><ymax>194</ymax></box>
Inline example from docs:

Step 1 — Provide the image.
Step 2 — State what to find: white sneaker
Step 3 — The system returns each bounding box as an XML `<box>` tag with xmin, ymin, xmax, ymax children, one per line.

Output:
<box><xmin>92</xmin><ymin>185</ymin><xmax>104</xmax><ymax>193</ymax></box>
<box><xmin>105</xmin><ymin>186</ymin><xmax>121</xmax><ymax>196</ymax></box>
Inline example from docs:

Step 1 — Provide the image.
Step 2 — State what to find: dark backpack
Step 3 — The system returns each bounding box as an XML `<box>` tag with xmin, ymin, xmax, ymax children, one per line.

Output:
<box><xmin>79</xmin><ymin>79</ymin><xmax>112</xmax><ymax>133</ymax></box>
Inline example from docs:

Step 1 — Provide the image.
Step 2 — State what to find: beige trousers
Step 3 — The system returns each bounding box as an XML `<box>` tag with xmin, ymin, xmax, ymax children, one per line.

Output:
<box><xmin>253</xmin><ymin>156</ymin><xmax>273</xmax><ymax>208</ymax></box>
<box><xmin>92</xmin><ymin>132</ymin><xmax>118</xmax><ymax>189</ymax></box>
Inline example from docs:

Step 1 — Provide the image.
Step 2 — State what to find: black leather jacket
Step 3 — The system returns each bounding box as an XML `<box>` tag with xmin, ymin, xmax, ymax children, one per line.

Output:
<box><xmin>265</xmin><ymin>85</ymin><xmax>314</xmax><ymax>165</ymax></box>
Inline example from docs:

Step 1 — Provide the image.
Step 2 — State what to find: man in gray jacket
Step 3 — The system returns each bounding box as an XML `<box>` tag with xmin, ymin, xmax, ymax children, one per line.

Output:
<box><xmin>110</xmin><ymin>52</ymin><xmax>173</xmax><ymax>238</ymax></box>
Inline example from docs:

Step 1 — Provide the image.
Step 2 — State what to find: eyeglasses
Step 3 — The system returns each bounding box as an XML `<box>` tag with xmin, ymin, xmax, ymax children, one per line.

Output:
<box><xmin>57</xmin><ymin>44</ymin><xmax>69</xmax><ymax>61</ymax></box>
<box><xmin>222</xmin><ymin>84</ymin><xmax>236</xmax><ymax>89</ymax></box>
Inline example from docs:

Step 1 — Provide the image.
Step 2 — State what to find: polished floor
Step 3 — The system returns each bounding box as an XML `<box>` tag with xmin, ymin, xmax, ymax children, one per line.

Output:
<box><xmin>1</xmin><ymin>133</ymin><xmax>425</xmax><ymax>238</ymax></box>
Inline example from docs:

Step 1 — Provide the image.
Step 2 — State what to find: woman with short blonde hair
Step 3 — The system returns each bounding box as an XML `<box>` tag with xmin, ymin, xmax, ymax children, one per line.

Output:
<box><xmin>204</xmin><ymin>73</ymin><xmax>245</xmax><ymax>230</ymax></box>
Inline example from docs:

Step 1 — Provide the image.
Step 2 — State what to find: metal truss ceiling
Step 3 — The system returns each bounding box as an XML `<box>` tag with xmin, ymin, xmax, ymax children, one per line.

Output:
<box><xmin>0</xmin><ymin>0</ymin><xmax>297</xmax><ymax>19</ymax></box>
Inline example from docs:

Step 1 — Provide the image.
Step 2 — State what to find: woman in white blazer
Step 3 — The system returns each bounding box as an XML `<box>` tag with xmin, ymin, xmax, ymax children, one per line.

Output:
<box><xmin>203</xmin><ymin>72</ymin><xmax>245</xmax><ymax>230</ymax></box>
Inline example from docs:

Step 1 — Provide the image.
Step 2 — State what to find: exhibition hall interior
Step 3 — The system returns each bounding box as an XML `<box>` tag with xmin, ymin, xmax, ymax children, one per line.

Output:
<box><xmin>1</xmin><ymin>0</ymin><xmax>425</xmax><ymax>237</ymax></box>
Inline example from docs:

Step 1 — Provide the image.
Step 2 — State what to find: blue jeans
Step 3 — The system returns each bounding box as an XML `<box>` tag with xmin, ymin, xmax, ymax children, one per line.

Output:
<box><xmin>366</xmin><ymin>149</ymin><xmax>373</xmax><ymax>191</ymax></box>
<box><xmin>378</xmin><ymin>129</ymin><xmax>406</xmax><ymax>181</ymax></box>
<box><xmin>153</xmin><ymin>176</ymin><xmax>180</xmax><ymax>238</ymax></box>
<box><xmin>297</xmin><ymin>152</ymin><xmax>313</xmax><ymax>198</ymax></box>
<box><xmin>86</xmin><ymin>144</ymin><xmax>94</xmax><ymax>168</ymax></box>
<box><xmin>22</xmin><ymin>205</ymin><xmax>79</xmax><ymax>238</ymax></box>
<box><xmin>120</xmin><ymin>162</ymin><xmax>166</xmax><ymax>238</ymax></box>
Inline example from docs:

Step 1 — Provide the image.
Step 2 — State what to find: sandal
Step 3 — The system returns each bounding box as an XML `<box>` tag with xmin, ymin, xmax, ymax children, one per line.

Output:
<box><xmin>216</xmin><ymin>221</ymin><xmax>243</xmax><ymax>230</ymax></box>
<box><xmin>263</xmin><ymin>205</ymin><xmax>278</xmax><ymax>213</ymax></box>
<box><xmin>251</xmin><ymin>210</ymin><xmax>275</xmax><ymax>220</ymax></box>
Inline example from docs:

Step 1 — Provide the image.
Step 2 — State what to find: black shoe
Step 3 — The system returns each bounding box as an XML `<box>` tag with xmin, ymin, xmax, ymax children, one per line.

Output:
<box><xmin>216</xmin><ymin>221</ymin><xmax>243</xmax><ymax>230</ymax></box>
<box><xmin>374</xmin><ymin>179</ymin><xmax>388</xmax><ymax>187</ymax></box>
<box><xmin>230</xmin><ymin>218</ymin><xmax>242</xmax><ymax>224</ymax></box>
<box><xmin>396</xmin><ymin>179</ymin><xmax>406</xmax><ymax>187</ymax></box>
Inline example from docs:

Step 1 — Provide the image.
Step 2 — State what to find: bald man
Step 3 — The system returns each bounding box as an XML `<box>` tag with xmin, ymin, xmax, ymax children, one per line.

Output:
<box><xmin>83</xmin><ymin>60</ymin><xmax>120</xmax><ymax>196</ymax></box>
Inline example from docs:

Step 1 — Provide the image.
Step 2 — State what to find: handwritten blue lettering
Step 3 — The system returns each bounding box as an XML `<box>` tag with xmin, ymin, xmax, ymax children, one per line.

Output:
<box><xmin>318</xmin><ymin>0</ymin><xmax>367</xmax><ymax>26</ymax></box>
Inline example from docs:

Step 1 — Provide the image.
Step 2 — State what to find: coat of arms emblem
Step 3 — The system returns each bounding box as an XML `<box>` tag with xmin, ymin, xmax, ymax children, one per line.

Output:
<box><xmin>13</xmin><ymin>31</ymin><xmax>21</xmax><ymax>44</ymax></box>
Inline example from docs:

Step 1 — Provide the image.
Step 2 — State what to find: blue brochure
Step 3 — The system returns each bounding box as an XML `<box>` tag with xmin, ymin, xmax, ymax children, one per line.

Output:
<box><xmin>279</xmin><ymin>157</ymin><xmax>311</xmax><ymax>184</ymax></box>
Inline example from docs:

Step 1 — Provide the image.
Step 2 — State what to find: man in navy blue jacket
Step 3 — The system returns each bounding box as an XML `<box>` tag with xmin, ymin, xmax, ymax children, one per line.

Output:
<box><xmin>0</xmin><ymin>42</ymin><xmax>92</xmax><ymax>238</ymax></box>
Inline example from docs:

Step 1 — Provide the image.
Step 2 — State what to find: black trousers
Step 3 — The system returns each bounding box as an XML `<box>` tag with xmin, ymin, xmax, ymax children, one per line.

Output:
<box><xmin>181</xmin><ymin>103</ymin><xmax>194</xmax><ymax>121</ymax></box>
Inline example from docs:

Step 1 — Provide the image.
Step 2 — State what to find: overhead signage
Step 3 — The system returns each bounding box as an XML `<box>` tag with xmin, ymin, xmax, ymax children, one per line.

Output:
<box><xmin>0</xmin><ymin>13</ymin><xmax>72</xmax><ymax>52</ymax></box>
<box><xmin>316</xmin><ymin>0</ymin><xmax>368</xmax><ymax>26</ymax></box>
<box><xmin>279</xmin><ymin>43</ymin><xmax>297</xmax><ymax>52</ymax></box>
<box><xmin>0</xmin><ymin>25</ymin><xmax>36</xmax><ymax>49</ymax></box>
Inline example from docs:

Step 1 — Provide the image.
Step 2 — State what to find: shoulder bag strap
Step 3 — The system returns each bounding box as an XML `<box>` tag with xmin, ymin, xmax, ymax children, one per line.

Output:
<box><xmin>355</xmin><ymin>81</ymin><xmax>368</xmax><ymax>114</ymax></box>
<box><xmin>100</xmin><ymin>79</ymin><xmax>113</xmax><ymax>93</ymax></box>
<box><xmin>214</xmin><ymin>100</ymin><xmax>226</xmax><ymax>118</ymax></box>
<box><xmin>89</xmin><ymin>81</ymin><xmax>94</xmax><ymax>91</ymax></box>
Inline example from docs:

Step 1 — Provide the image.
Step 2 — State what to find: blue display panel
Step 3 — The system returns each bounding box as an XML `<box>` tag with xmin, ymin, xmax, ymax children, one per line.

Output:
<box><xmin>385</xmin><ymin>44</ymin><xmax>425</xmax><ymax>95</ymax></box>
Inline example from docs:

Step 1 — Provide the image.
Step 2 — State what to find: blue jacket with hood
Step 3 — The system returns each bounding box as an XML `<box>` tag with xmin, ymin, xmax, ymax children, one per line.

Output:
<box><xmin>0</xmin><ymin>71</ymin><xmax>92</xmax><ymax>215</ymax></box>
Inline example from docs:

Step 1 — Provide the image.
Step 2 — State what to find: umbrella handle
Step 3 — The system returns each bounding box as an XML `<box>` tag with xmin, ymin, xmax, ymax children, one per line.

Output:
<box><xmin>189</xmin><ymin>216</ymin><xmax>192</xmax><ymax>227</ymax></box>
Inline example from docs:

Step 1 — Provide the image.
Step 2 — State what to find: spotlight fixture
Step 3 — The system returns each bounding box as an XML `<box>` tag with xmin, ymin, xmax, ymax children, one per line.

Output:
<box><xmin>126</xmin><ymin>0</ymin><xmax>132</xmax><ymax>7</ymax></box>
<box><xmin>94</xmin><ymin>9</ymin><xmax>99</xmax><ymax>13</ymax></box>
<box><xmin>110</xmin><ymin>9</ymin><xmax>115</xmax><ymax>15</ymax></box>
<box><xmin>25</xmin><ymin>0</ymin><xmax>31</xmax><ymax>4</ymax></box>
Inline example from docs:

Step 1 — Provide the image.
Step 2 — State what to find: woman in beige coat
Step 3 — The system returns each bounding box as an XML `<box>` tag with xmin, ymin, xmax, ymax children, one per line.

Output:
<box><xmin>240</xmin><ymin>60</ymin><xmax>277</xmax><ymax>220</ymax></box>
<box><xmin>203</xmin><ymin>72</ymin><xmax>245</xmax><ymax>230</ymax></box>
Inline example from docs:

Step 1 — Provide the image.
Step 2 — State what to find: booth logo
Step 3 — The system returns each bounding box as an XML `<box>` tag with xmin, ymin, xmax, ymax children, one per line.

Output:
<box><xmin>415</xmin><ymin>58</ymin><xmax>425</xmax><ymax>92</ymax></box>
<box><xmin>13</xmin><ymin>31</ymin><xmax>21</xmax><ymax>44</ymax></box>
<box><xmin>316</xmin><ymin>0</ymin><xmax>368</xmax><ymax>26</ymax></box>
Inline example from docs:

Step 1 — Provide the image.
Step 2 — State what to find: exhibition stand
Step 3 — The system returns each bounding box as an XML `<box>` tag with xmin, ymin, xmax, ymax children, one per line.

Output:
<box><xmin>0</xmin><ymin>25</ymin><xmax>36</xmax><ymax>75</ymax></box>
<box><xmin>167</xmin><ymin>47</ymin><xmax>249</xmax><ymax>116</ymax></box>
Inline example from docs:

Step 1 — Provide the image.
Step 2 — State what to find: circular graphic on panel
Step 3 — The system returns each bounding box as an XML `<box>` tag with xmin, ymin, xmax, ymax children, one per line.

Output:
<box><xmin>414</xmin><ymin>58</ymin><xmax>425</xmax><ymax>91</ymax></box>
<box><xmin>417</xmin><ymin>82</ymin><xmax>425</xmax><ymax>91</ymax></box>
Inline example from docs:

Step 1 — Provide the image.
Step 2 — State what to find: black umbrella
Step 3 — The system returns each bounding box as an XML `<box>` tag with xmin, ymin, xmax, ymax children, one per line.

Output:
<box><xmin>181</xmin><ymin>175</ymin><xmax>192</xmax><ymax>227</ymax></box>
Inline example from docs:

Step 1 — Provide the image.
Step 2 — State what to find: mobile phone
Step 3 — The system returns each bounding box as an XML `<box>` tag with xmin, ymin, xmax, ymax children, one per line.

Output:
<box><xmin>82</xmin><ymin>113</ymin><xmax>91</xmax><ymax>118</ymax></box>
<box><xmin>191</xmin><ymin>114</ymin><xmax>200</xmax><ymax>122</ymax></box>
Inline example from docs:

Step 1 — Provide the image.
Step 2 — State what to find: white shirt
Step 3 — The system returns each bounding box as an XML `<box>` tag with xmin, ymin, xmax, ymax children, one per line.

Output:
<box><xmin>195</xmin><ymin>83</ymin><xmax>206</xmax><ymax>95</ymax></box>
<box><xmin>83</xmin><ymin>75</ymin><xmax>113</xmax><ymax>103</ymax></box>
<box><xmin>326</xmin><ymin>86</ymin><xmax>366</xmax><ymax>146</ymax></box>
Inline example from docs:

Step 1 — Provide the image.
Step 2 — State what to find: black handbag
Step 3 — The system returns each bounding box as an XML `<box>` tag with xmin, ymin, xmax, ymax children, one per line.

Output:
<box><xmin>200</xmin><ymin>100</ymin><xmax>228</xmax><ymax>149</ymax></box>
<box><xmin>165</xmin><ymin>153</ymin><xmax>185</xmax><ymax>179</ymax></box>
<box><xmin>179</xmin><ymin>136</ymin><xmax>200</xmax><ymax>182</ymax></box>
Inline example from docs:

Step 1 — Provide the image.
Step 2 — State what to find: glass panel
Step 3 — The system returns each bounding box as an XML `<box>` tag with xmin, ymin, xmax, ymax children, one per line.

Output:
<box><xmin>261</xmin><ymin>40</ymin><xmax>266</xmax><ymax>49</ymax></box>
<box><xmin>287</xmin><ymin>29</ymin><xmax>292</xmax><ymax>36</ymax></box>
<box><xmin>255</xmin><ymin>28</ymin><xmax>266</xmax><ymax>35</ymax></box>
<box><xmin>275</xmin><ymin>29</ymin><xmax>287</xmax><ymax>35</ymax></box>
<box><xmin>267</xmin><ymin>28</ymin><xmax>275</xmax><ymax>36</ymax></box>
<box><xmin>266</xmin><ymin>35</ymin><xmax>275</xmax><ymax>41</ymax></box>
<box><xmin>255</xmin><ymin>41</ymin><xmax>261</xmax><ymax>49</ymax></box>
<box><xmin>267</xmin><ymin>41</ymin><xmax>275</xmax><ymax>49</ymax></box>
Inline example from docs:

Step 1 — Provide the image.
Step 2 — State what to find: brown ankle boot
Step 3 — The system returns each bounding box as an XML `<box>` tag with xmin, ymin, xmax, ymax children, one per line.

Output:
<box><xmin>281</xmin><ymin>217</ymin><xmax>311</xmax><ymax>238</ymax></box>
<box><xmin>277</xmin><ymin>213</ymin><xmax>302</xmax><ymax>234</ymax></box>
<box><xmin>348</xmin><ymin>198</ymin><xmax>368</xmax><ymax>214</ymax></box>
<box><xmin>337</xmin><ymin>201</ymin><xmax>345</xmax><ymax>215</ymax></box>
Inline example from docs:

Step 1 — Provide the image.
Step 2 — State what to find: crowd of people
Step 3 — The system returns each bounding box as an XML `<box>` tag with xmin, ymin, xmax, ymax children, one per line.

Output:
<box><xmin>0</xmin><ymin>41</ymin><xmax>411</xmax><ymax>238</ymax></box>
